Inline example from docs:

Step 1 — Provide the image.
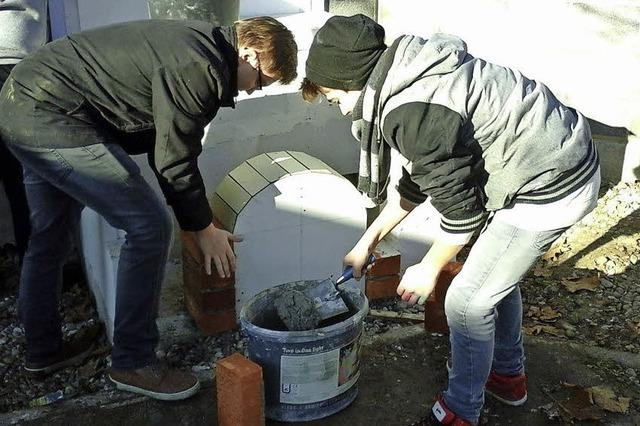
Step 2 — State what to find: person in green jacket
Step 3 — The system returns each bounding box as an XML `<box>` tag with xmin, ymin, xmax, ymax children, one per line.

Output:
<box><xmin>0</xmin><ymin>16</ymin><xmax>297</xmax><ymax>400</ymax></box>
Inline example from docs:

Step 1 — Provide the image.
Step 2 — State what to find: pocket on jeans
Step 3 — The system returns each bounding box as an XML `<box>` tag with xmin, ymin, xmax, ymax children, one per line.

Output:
<box><xmin>80</xmin><ymin>143</ymin><xmax>141</xmax><ymax>185</ymax></box>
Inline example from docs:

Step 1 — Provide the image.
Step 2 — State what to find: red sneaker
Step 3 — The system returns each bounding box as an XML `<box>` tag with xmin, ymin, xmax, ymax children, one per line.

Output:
<box><xmin>446</xmin><ymin>359</ymin><xmax>528</xmax><ymax>407</ymax></box>
<box><xmin>410</xmin><ymin>394</ymin><xmax>475</xmax><ymax>425</ymax></box>
<box><xmin>485</xmin><ymin>370</ymin><xmax>527</xmax><ymax>406</ymax></box>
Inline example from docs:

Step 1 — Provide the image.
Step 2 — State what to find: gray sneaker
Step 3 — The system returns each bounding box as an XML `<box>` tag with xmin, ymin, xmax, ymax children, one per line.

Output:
<box><xmin>108</xmin><ymin>364</ymin><xmax>200</xmax><ymax>401</ymax></box>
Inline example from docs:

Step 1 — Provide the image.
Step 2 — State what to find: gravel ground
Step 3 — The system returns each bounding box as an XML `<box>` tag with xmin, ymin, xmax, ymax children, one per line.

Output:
<box><xmin>1</xmin><ymin>180</ymin><xmax>639</xmax><ymax>414</ymax></box>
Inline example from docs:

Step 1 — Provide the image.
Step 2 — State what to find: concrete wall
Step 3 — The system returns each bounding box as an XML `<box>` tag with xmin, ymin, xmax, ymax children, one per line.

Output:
<box><xmin>378</xmin><ymin>0</ymin><xmax>640</xmax><ymax>181</ymax></box>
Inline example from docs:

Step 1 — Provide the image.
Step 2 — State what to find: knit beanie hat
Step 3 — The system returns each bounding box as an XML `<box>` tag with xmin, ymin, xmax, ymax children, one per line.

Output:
<box><xmin>306</xmin><ymin>14</ymin><xmax>386</xmax><ymax>91</ymax></box>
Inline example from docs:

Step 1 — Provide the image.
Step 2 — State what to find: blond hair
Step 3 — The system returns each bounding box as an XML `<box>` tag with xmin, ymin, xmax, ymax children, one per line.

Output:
<box><xmin>235</xmin><ymin>16</ymin><xmax>298</xmax><ymax>84</ymax></box>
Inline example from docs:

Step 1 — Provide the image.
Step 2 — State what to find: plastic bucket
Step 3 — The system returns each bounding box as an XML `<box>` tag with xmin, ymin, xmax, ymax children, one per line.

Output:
<box><xmin>239</xmin><ymin>280</ymin><xmax>369</xmax><ymax>422</ymax></box>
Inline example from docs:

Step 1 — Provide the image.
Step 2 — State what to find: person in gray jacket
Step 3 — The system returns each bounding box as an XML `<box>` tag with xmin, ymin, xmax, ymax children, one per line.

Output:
<box><xmin>301</xmin><ymin>14</ymin><xmax>600</xmax><ymax>425</ymax></box>
<box><xmin>0</xmin><ymin>16</ymin><xmax>297</xmax><ymax>400</ymax></box>
<box><xmin>0</xmin><ymin>0</ymin><xmax>49</xmax><ymax>262</ymax></box>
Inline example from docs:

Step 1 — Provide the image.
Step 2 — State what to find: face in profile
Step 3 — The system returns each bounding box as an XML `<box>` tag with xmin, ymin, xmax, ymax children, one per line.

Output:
<box><xmin>321</xmin><ymin>88</ymin><xmax>361</xmax><ymax>116</ymax></box>
<box><xmin>237</xmin><ymin>46</ymin><xmax>277</xmax><ymax>94</ymax></box>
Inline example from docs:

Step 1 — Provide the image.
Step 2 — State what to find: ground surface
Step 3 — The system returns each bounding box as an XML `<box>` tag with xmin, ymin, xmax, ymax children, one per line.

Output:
<box><xmin>1</xmin><ymin>180</ymin><xmax>639</xmax><ymax>424</ymax></box>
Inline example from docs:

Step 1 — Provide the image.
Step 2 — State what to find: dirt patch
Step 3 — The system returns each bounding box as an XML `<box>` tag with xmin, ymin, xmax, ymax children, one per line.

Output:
<box><xmin>521</xmin><ymin>181</ymin><xmax>640</xmax><ymax>352</ymax></box>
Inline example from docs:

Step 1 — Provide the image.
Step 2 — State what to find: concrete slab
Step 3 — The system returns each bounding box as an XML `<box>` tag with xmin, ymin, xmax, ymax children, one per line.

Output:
<box><xmin>4</xmin><ymin>326</ymin><xmax>638</xmax><ymax>425</ymax></box>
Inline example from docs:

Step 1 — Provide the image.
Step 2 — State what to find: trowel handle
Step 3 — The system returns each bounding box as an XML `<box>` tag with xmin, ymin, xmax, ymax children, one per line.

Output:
<box><xmin>336</xmin><ymin>254</ymin><xmax>376</xmax><ymax>285</ymax></box>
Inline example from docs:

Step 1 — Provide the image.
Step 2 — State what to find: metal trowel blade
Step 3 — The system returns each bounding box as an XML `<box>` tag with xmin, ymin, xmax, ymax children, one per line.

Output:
<box><xmin>305</xmin><ymin>277</ymin><xmax>350</xmax><ymax>321</ymax></box>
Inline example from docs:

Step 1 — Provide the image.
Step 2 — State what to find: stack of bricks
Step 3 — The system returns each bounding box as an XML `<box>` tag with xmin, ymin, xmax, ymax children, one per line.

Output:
<box><xmin>181</xmin><ymin>219</ymin><xmax>238</xmax><ymax>334</ymax></box>
<box><xmin>216</xmin><ymin>353</ymin><xmax>265</xmax><ymax>426</ymax></box>
<box><xmin>424</xmin><ymin>262</ymin><xmax>463</xmax><ymax>333</ymax></box>
<box><xmin>365</xmin><ymin>239</ymin><xmax>402</xmax><ymax>300</ymax></box>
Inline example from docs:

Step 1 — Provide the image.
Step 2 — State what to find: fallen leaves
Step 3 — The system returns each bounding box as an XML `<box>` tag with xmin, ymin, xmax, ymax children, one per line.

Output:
<box><xmin>557</xmin><ymin>386</ymin><xmax>603</xmax><ymax>421</ymax></box>
<box><xmin>532</xmin><ymin>265</ymin><xmax>553</xmax><ymax>278</ymax></box>
<box><xmin>629</xmin><ymin>321</ymin><xmax>640</xmax><ymax>336</ymax></box>
<box><xmin>523</xmin><ymin>324</ymin><xmax>564</xmax><ymax>337</ymax></box>
<box><xmin>524</xmin><ymin>305</ymin><xmax>564</xmax><ymax>336</ymax></box>
<box><xmin>588</xmin><ymin>385</ymin><xmax>631</xmax><ymax>414</ymax></box>
<box><xmin>561</xmin><ymin>275</ymin><xmax>601</xmax><ymax>293</ymax></box>
<box><xmin>539</xmin><ymin>306</ymin><xmax>562</xmax><ymax>322</ymax></box>
<box><xmin>548</xmin><ymin>383</ymin><xmax>631</xmax><ymax>423</ymax></box>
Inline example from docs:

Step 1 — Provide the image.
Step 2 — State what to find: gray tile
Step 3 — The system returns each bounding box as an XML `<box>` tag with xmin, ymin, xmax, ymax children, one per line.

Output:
<box><xmin>229</xmin><ymin>162</ymin><xmax>270</xmax><ymax>196</ymax></box>
<box><xmin>247</xmin><ymin>153</ymin><xmax>288</xmax><ymax>183</ymax></box>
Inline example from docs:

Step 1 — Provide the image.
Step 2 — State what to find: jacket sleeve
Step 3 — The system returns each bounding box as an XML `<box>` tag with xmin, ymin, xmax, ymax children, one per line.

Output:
<box><xmin>151</xmin><ymin>62</ymin><xmax>220</xmax><ymax>231</ymax></box>
<box><xmin>385</xmin><ymin>102</ymin><xmax>487</xmax><ymax>243</ymax></box>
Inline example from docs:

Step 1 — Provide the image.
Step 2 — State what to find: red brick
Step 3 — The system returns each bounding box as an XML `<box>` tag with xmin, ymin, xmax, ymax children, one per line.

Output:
<box><xmin>184</xmin><ymin>282</ymin><xmax>237</xmax><ymax>334</ymax></box>
<box><xmin>194</xmin><ymin>308</ymin><xmax>238</xmax><ymax>335</ymax></box>
<box><xmin>366</xmin><ymin>275</ymin><xmax>400</xmax><ymax>300</ymax></box>
<box><xmin>424</xmin><ymin>306</ymin><xmax>449</xmax><ymax>334</ymax></box>
<box><xmin>216</xmin><ymin>353</ymin><xmax>265</xmax><ymax>426</ymax></box>
<box><xmin>202</xmin><ymin>288</ymin><xmax>236</xmax><ymax>312</ymax></box>
<box><xmin>184</xmin><ymin>283</ymin><xmax>236</xmax><ymax>313</ymax></box>
<box><xmin>367</xmin><ymin>239</ymin><xmax>401</xmax><ymax>278</ymax></box>
<box><xmin>367</xmin><ymin>253</ymin><xmax>401</xmax><ymax>278</ymax></box>
<box><xmin>181</xmin><ymin>232</ymin><xmax>235</xmax><ymax>290</ymax></box>
<box><xmin>424</xmin><ymin>262</ymin><xmax>463</xmax><ymax>333</ymax></box>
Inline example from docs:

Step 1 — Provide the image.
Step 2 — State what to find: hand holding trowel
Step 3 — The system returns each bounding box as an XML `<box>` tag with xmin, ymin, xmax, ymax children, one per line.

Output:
<box><xmin>275</xmin><ymin>254</ymin><xmax>376</xmax><ymax>331</ymax></box>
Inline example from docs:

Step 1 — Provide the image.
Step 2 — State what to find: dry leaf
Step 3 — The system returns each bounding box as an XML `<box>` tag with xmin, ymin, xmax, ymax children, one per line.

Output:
<box><xmin>533</xmin><ymin>266</ymin><xmax>553</xmax><ymax>278</ymax></box>
<box><xmin>539</xmin><ymin>306</ymin><xmax>562</xmax><ymax>322</ymax></box>
<box><xmin>558</xmin><ymin>387</ymin><xmax>604</xmax><ymax>421</ymax></box>
<box><xmin>561</xmin><ymin>275</ymin><xmax>600</xmax><ymax>293</ymax></box>
<box><xmin>525</xmin><ymin>306</ymin><xmax>540</xmax><ymax>318</ymax></box>
<box><xmin>587</xmin><ymin>385</ymin><xmax>630</xmax><ymax>413</ymax></box>
<box><xmin>523</xmin><ymin>324</ymin><xmax>564</xmax><ymax>337</ymax></box>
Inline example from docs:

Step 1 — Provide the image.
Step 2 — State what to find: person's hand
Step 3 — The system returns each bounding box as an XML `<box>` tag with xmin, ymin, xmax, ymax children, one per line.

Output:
<box><xmin>343</xmin><ymin>245</ymin><xmax>374</xmax><ymax>280</ymax></box>
<box><xmin>195</xmin><ymin>223</ymin><xmax>243</xmax><ymax>277</ymax></box>
<box><xmin>397</xmin><ymin>263</ymin><xmax>440</xmax><ymax>305</ymax></box>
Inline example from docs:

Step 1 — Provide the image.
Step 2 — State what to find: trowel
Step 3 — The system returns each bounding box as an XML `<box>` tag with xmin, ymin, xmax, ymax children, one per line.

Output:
<box><xmin>275</xmin><ymin>255</ymin><xmax>376</xmax><ymax>330</ymax></box>
<box><xmin>307</xmin><ymin>254</ymin><xmax>377</xmax><ymax>321</ymax></box>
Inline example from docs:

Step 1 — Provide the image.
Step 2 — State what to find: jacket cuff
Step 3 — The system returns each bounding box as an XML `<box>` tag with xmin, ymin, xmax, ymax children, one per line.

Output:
<box><xmin>170</xmin><ymin>194</ymin><xmax>213</xmax><ymax>232</ymax></box>
<box><xmin>440</xmin><ymin>211</ymin><xmax>487</xmax><ymax>234</ymax></box>
<box><xmin>396</xmin><ymin>181</ymin><xmax>427</xmax><ymax>204</ymax></box>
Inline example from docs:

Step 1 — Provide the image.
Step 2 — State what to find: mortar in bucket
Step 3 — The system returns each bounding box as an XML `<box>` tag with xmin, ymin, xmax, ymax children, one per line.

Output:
<box><xmin>239</xmin><ymin>279</ymin><xmax>369</xmax><ymax>422</ymax></box>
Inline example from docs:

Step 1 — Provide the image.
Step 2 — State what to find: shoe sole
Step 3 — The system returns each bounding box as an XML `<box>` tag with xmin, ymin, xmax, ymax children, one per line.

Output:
<box><xmin>25</xmin><ymin>342</ymin><xmax>96</xmax><ymax>375</ymax></box>
<box><xmin>108</xmin><ymin>375</ymin><xmax>201</xmax><ymax>401</ymax></box>
<box><xmin>446</xmin><ymin>359</ymin><xmax>527</xmax><ymax>407</ymax></box>
<box><xmin>485</xmin><ymin>389</ymin><xmax>527</xmax><ymax>406</ymax></box>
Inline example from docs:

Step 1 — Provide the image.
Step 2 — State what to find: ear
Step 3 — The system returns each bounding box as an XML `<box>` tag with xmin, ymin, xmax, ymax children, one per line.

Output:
<box><xmin>238</xmin><ymin>46</ymin><xmax>259</xmax><ymax>68</ymax></box>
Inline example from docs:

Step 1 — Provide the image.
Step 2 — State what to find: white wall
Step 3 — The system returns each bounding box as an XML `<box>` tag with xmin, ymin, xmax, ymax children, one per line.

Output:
<box><xmin>379</xmin><ymin>0</ymin><xmax>640</xmax><ymax>181</ymax></box>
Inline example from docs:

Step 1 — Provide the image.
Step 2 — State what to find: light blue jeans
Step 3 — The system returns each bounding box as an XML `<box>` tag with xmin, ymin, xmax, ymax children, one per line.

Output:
<box><xmin>443</xmin><ymin>219</ymin><xmax>568</xmax><ymax>423</ymax></box>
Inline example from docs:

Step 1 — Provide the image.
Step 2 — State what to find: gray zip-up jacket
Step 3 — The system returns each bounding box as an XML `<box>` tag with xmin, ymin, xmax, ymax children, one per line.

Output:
<box><xmin>0</xmin><ymin>0</ymin><xmax>48</xmax><ymax>64</ymax></box>
<box><xmin>378</xmin><ymin>34</ymin><xmax>598</xmax><ymax>237</ymax></box>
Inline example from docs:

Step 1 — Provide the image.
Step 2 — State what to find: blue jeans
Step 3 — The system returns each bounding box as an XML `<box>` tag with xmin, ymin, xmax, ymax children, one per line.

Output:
<box><xmin>8</xmin><ymin>142</ymin><xmax>173</xmax><ymax>370</ymax></box>
<box><xmin>443</xmin><ymin>219</ymin><xmax>567</xmax><ymax>423</ymax></box>
<box><xmin>0</xmin><ymin>64</ymin><xmax>31</xmax><ymax>259</ymax></box>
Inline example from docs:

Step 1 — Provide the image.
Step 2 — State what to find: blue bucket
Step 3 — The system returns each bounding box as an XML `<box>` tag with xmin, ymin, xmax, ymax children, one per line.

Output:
<box><xmin>239</xmin><ymin>280</ymin><xmax>369</xmax><ymax>422</ymax></box>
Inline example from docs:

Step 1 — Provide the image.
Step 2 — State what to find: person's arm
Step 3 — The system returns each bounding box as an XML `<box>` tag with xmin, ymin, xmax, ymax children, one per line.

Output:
<box><xmin>381</xmin><ymin>103</ymin><xmax>486</xmax><ymax>303</ymax></box>
<box><xmin>344</xmin><ymin>196</ymin><xmax>416</xmax><ymax>278</ymax></box>
<box><xmin>397</xmin><ymin>239</ymin><xmax>463</xmax><ymax>305</ymax></box>
<box><xmin>151</xmin><ymin>61</ymin><xmax>240</xmax><ymax>277</ymax></box>
<box><xmin>386</xmin><ymin>103</ymin><xmax>488</xmax><ymax>244</ymax></box>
